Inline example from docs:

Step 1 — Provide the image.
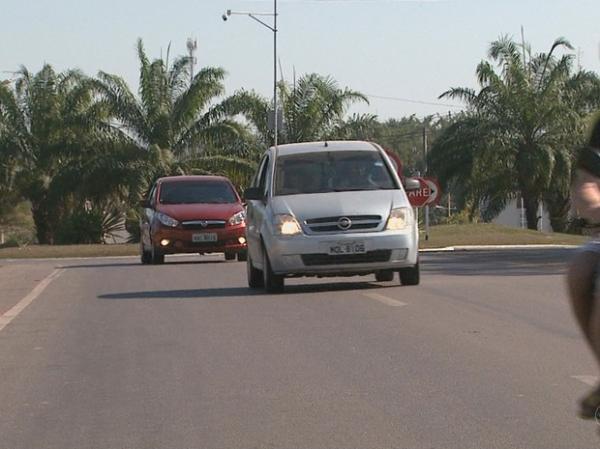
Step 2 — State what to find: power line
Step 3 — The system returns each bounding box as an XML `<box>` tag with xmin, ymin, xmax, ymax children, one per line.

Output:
<box><xmin>364</xmin><ymin>93</ymin><xmax>464</xmax><ymax>108</ymax></box>
<box><xmin>246</xmin><ymin>0</ymin><xmax>447</xmax><ymax>3</ymax></box>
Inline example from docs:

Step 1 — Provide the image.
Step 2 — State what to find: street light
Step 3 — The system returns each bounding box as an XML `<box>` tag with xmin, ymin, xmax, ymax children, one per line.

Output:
<box><xmin>222</xmin><ymin>1</ymin><xmax>279</xmax><ymax>147</ymax></box>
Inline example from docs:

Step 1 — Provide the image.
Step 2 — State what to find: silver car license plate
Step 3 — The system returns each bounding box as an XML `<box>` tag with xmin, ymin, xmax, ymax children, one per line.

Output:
<box><xmin>328</xmin><ymin>241</ymin><xmax>366</xmax><ymax>255</ymax></box>
<box><xmin>192</xmin><ymin>233</ymin><xmax>218</xmax><ymax>243</ymax></box>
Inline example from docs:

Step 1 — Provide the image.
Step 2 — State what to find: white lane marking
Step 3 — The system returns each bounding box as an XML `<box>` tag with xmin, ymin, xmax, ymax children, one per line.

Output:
<box><xmin>571</xmin><ymin>375</ymin><xmax>599</xmax><ymax>387</ymax></box>
<box><xmin>362</xmin><ymin>292</ymin><xmax>407</xmax><ymax>307</ymax></box>
<box><xmin>0</xmin><ymin>268</ymin><xmax>64</xmax><ymax>333</ymax></box>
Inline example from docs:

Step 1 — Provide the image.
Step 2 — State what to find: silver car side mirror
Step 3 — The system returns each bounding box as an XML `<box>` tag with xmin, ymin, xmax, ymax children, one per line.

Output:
<box><xmin>404</xmin><ymin>177</ymin><xmax>421</xmax><ymax>192</ymax></box>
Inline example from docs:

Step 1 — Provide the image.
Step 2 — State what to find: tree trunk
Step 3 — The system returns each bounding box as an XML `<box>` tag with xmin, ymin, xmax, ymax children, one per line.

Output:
<box><xmin>543</xmin><ymin>186</ymin><xmax>571</xmax><ymax>233</ymax></box>
<box><xmin>521</xmin><ymin>190</ymin><xmax>540</xmax><ymax>230</ymax></box>
<box><xmin>31</xmin><ymin>200</ymin><xmax>55</xmax><ymax>244</ymax></box>
<box><xmin>547</xmin><ymin>196</ymin><xmax>570</xmax><ymax>233</ymax></box>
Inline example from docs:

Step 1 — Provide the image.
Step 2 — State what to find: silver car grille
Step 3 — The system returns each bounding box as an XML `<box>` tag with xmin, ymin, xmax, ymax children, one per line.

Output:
<box><xmin>303</xmin><ymin>215</ymin><xmax>382</xmax><ymax>233</ymax></box>
<box><xmin>301</xmin><ymin>250</ymin><xmax>392</xmax><ymax>266</ymax></box>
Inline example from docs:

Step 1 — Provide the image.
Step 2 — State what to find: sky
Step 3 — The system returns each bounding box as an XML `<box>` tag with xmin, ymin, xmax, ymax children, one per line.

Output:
<box><xmin>2</xmin><ymin>0</ymin><xmax>600</xmax><ymax>120</ymax></box>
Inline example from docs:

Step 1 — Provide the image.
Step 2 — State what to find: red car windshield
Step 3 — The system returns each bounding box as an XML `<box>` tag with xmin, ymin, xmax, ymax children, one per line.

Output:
<box><xmin>159</xmin><ymin>181</ymin><xmax>237</xmax><ymax>204</ymax></box>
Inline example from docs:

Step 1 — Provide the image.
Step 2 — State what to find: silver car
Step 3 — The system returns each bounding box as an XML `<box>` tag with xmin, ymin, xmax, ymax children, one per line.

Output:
<box><xmin>244</xmin><ymin>141</ymin><xmax>420</xmax><ymax>292</ymax></box>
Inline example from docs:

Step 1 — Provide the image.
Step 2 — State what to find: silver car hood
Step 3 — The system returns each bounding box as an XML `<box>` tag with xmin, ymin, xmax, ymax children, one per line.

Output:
<box><xmin>270</xmin><ymin>190</ymin><xmax>407</xmax><ymax>221</ymax></box>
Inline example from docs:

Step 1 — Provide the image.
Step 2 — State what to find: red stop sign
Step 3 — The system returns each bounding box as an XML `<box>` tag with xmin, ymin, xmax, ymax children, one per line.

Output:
<box><xmin>407</xmin><ymin>177</ymin><xmax>440</xmax><ymax>207</ymax></box>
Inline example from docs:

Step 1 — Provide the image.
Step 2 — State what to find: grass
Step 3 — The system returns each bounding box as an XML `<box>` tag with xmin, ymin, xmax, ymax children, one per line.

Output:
<box><xmin>419</xmin><ymin>223</ymin><xmax>585</xmax><ymax>249</ymax></box>
<box><xmin>0</xmin><ymin>223</ymin><xmax>587</xmax><ymax>259</ymax></box>
<box><xmin>0</xmin><ymin>243</ymin><xmax>139</xmax><ymax>259</ymax></box>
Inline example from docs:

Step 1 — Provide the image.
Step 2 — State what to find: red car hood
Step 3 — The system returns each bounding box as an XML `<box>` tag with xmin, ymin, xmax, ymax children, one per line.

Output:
<box><xmin>156</xmin><ymin>203</ymin><xmax>243</xmax><ymax>221</ymax></box>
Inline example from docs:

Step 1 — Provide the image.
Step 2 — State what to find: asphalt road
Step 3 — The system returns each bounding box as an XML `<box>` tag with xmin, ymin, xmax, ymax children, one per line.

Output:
<box><xmin>0</xmin><ymin>249</ymin><xmax>598</xmax><ymax>449</ymax></box>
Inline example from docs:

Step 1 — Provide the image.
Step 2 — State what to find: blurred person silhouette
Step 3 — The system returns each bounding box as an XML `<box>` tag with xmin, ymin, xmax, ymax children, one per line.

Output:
<box><xmin>335</xmin><ymin>160</ymin><xmax>386</xmax><ymax>191</ymax></box>
<box><xmin>334</xmin><ymin>162</ymin><xmax>361</xmax><ymax>190</ymax></box>
<box><xmin>367</xmin><ymin>162</ymin><xmax>391</xmax><ymax>188</ymax></box>
<box><xmin>567</xmin><ymin>116</ymin><xmax>600</xmax><ymax>420</ymax></box>
<box><xmin>283</xmin><ymin>168</ymin><xmax>303</xmax><ymax>194</ymax></box>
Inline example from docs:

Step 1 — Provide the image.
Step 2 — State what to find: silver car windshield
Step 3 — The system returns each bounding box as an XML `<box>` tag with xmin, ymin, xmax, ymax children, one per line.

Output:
<box><xmin>274</xmin><ymin>150</ymin><xmax>397</xmax><ymax>196</ymax></box>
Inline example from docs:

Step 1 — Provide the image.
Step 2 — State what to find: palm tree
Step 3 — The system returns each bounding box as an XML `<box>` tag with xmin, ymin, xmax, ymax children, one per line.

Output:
<box><xmin>431</xmin><ymin>36</ymin><xmax>600</xmax><ymax>230</ymax></box>
<box><xmin>279</xmin><ymin>73</ymin><xmax>368</xmax><ymax>144</ymax></box>
<box><xmin>429</xmin><ymin>116</ymin><xmax>514</xmax><ymax>221</ymax></box>
<box><xmin>0</xmin><ymin>96</ymin><xmax>19</xmax><ymax>218</ymax></box>
<box><xmin>0</xmin><ymin>65</ymin><xmax>116</xmax><ymax>243</ymax></box>
<box><xmin>235</xmin><ymin>73</ymin><xmax>369</xmax><ymax>146</ymax></box>
<box><xmin>93</xmin><ymin>39</ymin><xmax>258</xmax><ymax>191</ymax></box>
<box><xmin>335</xmin><ymin>113</ymin><xmax>380</xmax><ymax>141</ymax></box>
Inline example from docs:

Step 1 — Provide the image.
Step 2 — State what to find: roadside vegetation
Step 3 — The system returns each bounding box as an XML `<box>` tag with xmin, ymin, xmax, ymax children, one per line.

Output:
<box><xmin>1</xmin><ymin>35</ymin><xmax>599</xmax><ymax>247</ymax></box>
<box><xmin>0</xmin><ymin>223</ymin><xmax>585</xmax><ymax>259</ymax></box>
<box><xmin>429</xmin><ymin>36</ymin><xmax>600</xmax><ymax>231</ymax></box>
<box><xmin>420</xmin><ymin>223</ymin><xmax>584</xmax><ymax>248</ymax></box>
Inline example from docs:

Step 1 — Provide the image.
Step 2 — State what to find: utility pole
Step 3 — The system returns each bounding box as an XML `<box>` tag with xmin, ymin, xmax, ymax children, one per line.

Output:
<box><xmin>222</xmin><ymin>0</ymin><xmax>278</xmax><ymax>147</ymax></box>
<box><xmin>423</xmin><ymin>125</ymin><xmax>429</xmax><ymax>241</ymax></box>
<box><xmin>520</xmin><ymin>25</ymin><xmax>529</xmax><ymax>76</ymax></box>
<box><xmin>423</xmin><ymin>126</ymin><xmax>428</xmax><ymax>174</ymax></box>
<box><xmin>186</xmin><ymin>38</ymin><xmax>197</xmax><ymax>86</ymax></box>
<box><xmin>273</xmin><ymin>0</ymin><xmax>278</xmax><ymax>147</ymax></box>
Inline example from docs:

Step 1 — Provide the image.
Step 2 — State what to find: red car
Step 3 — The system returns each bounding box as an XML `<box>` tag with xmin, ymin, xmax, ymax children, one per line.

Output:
<box><xmin>139</xmin><ymin>175</ymin><xmax>247</xmax><ymax>264</ymax></box>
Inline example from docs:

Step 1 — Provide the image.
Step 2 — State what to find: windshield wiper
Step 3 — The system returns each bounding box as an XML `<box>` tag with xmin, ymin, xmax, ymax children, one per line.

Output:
<box><xmin>331</xmin><ymin>187</ymin><xmax>377</xmax><ymax>192</ymax></box>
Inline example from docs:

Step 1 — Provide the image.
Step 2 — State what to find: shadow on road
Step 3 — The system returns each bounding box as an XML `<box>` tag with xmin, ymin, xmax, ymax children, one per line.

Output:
<box><xmin>99</xmin><ymin>287</ymin><xmax>259</xmax><ymax>299</ymax></box>
<box><xmin>61</xmin><ymin>260</ymin><xmax>228</xmax><ymax>269</ymax></box>
<box><xmin>98</xmin><ymin>280</ymin><xmax>394</xmax><ymax>300</ymax></box>
<box><xmin>422</xmin><ymin>249</ymin><xmax>574</xmax><ymax>277</ymax></box>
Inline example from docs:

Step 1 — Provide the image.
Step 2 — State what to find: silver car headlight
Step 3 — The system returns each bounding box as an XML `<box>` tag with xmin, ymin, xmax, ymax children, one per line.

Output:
<box><xmin>156</xmin><ymin>212</ymin><xmax>179</xmax><ymax>228</ymax></box>
<box><xmin>273</xmin><ymin>214</ymin><xmax>302</xmax><ymax>236</ymax></box>
<box><xmin>228</xmin><ymin>210</ymin><xmax>246</xmax><ymax>226</ymax></box>
<box><xmin>386</xmin><ymin>207</ymin><xmax>411</xmax><ymax>230</ymax></box>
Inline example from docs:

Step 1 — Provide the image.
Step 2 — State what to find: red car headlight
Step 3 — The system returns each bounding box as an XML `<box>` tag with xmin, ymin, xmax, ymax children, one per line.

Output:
<box><xmin>228</xmin><ymin>210</ymin><xmax>246</xmax><ymax>226</ymax></box>
<box><xmin>156</xmin><ymin>212</ymin><xmax>179</xmax><ymax>228</ymax></box>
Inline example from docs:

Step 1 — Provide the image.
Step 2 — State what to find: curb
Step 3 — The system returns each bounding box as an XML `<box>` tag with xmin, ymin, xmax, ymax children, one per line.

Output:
<box><xmin>420</xmin><ymin>244</ymin><xmax>578</xmax><ymax>252</ymax></box>
<box><xmin>0</xmin><ymin>245</ymin><xmax>579</xmax><ymax>262</ymax></box>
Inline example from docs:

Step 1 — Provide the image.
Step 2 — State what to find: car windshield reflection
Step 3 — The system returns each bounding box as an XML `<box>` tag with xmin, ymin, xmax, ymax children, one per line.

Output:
<box><xmin>159</xmin><ymin>181</ymin><xmax>237</xmax><ymax>204</ymax></box>
<box><xmin>274</xmin><ymin>150</ymin><xmax>397</xmax><ymax>196</ymax></box>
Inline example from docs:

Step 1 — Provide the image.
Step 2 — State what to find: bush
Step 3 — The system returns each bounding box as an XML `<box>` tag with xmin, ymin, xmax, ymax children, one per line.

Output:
<box><xmin>55</xmin><ymin>209</ymin><xmax>103</xmax><ymax>244</ymax></box>
<box><xmin>437</xmin><ymin>209</ymin><xmax>474</xmax><ymax>225</ymax></box>
<box><xmin>0</xmin><ymin>227</ymin><xmax>36</xmax><ymax>248</ymax></box>
<box><xmin>565</xmin><ymin>217</ymin><xmax>587</xmax><ymax>235</ymax></box>
<box><xmin>0</xmin><ymin>237</ymin><xmax>23</xmax><ymax>249</ymax></box>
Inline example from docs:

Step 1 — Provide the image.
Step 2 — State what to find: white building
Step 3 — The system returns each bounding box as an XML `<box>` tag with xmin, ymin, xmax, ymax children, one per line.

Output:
<box><xmin>492</xmin><ymin>198</ymin><xmax>552</xmax><ymax>231</ymax></box>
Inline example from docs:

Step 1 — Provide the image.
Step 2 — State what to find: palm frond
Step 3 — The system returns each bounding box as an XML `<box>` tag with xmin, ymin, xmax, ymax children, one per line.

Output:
<box><xmin>439</xmin><ymin>87</ymin><xmax>477</xmax><ymax>105</ymax></box>
<box><xmin>171</xmin><ymin>66</ymin><xmax>226</xmax><ymax>135</ymax></box>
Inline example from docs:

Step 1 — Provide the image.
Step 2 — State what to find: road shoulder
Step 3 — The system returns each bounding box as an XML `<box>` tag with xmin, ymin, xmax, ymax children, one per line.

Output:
<box><xmin>0</xmin><ymin>263</ymin><xmax>58</xmax><ymax>316</ymax></box>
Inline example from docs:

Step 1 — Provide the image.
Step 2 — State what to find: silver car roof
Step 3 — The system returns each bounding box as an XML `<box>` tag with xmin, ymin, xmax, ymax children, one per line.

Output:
<box><xmin>272</xmin><ymin>141</ymin><xmax>381</xmax><ymax>157</ymax></box>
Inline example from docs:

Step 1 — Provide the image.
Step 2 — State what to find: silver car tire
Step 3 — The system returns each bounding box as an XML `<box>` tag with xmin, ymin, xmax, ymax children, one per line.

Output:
<box><xmin>399</xmin><ymin>262</ymin><xmax>420</xmax><ymax>286</ymax></box>
<box><xmin>375</xmin><ymin>270</ymin><xmax>394</xmax><ymax>282</ymax></box>
<box><xmin>247</xmin><ymin>252</ymin><xmax>264</xmax><ymax>289</ymax></box>
<box><xmin>262</xmin><ymin>245</ymin><xmax>284</xmax><ymax>293</ymax></box>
